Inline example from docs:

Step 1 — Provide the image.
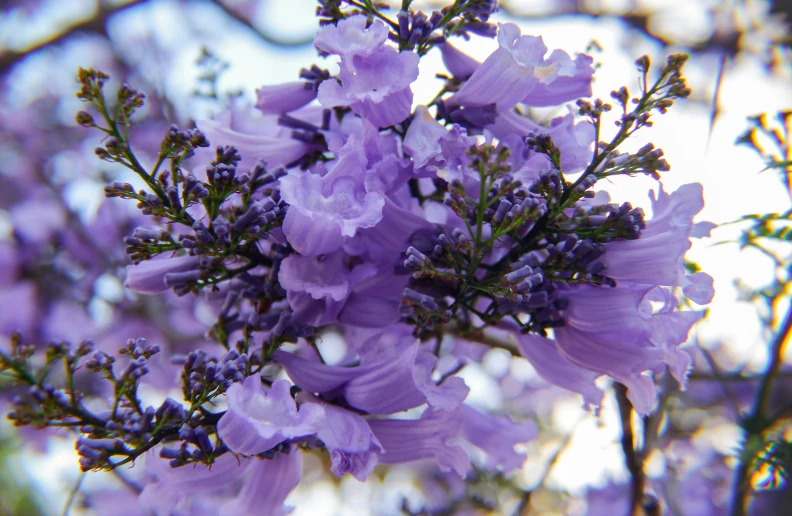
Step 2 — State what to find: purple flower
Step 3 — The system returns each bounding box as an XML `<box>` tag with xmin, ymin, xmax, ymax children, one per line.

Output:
<box><xmin>404</xmin><ymin>107</ymin><xmax>477</xmax><ymax>176</ymax></box>
<box><xmin>554</xmin><ymin>284</ymin><xmax>702</xmax><ymax>415</ymax></box>
<box><xmin>139</xmin><ymin>452</ymin><xmax>248</xmax><ymax>514</ymax></box>
<box><xmin>368</xmin><ymin>408</ymin><xmax>471</xmax><ymax>477</ymax></box>
<box><xmin>273</xmin><ymin>337</ymin><xmax>468</xmax><ymax>415</ymax></box>
<box><xmin>438</xmin><ymin>41</ymin><xmax>480</xmax><ymax>80</ymax></box>
<box><xmin>0</xmin><ymin>282</ymin><xmax>36</xmax><ymax>336</ymax></box>
<box><xmin>336</xmin><ymin>265</ymin><xmax>408</xmax><ymax>328</ymax></box>
<box><xmin>513</xmin><ymin>329</ymin><xmax>603</xmax><ymax>409</ymax></box>
<box><xmin>300</xmin><ymin>394</ymin><xmax>383</xmax><ymax>481</ymax></box>
<box><xmin>450</xmin><ymin>23</ymin><xmax>593</xmax><ymax>111</ymax></box>
<box><xmin>220</xmin><ymin>451</ymin><xmax>302</xmax><ymax>516</ymax></box>
<box><xmin>460</xmin><ymin>404</ymin><xmax>537</xmax><ymax>472</ymax></box>
<box><xmin>217</xmin><ymin>377</ymin><xmax>324</xmax><ymax>455</ymax></box>
<box><xmin>316</xmin><ymin>16</ymin><xmax>420</xmax><ymax>127</ymax></box>
<box><xmin>124</xmin><ymin>255</ymin><xmax>201</xmax><ymax>295</ymax></box>
<box><xmin>404</xmin><ymin>106</ymin><xmax>451</xmax><ymax>171</ymax></box>
<box><xmin>598</xmin><ymin>183</ymin><xmax>716</xmax><ymax>304</ymax></box>
<box><xmin>0</xmin><ymin>241</ymin><xmax>19</xmax><ymax>286</ymax></box>
<box><xmin>521</xmin><ymin>52</ymin><xmax>594</xmax><ymax>107</ymax></box>
<box><xmin>278</xmin><ymin>250</ymin><xmax>378</xmax><ymax>326</ymax></box>
<box><xmin>314</xmin><ymin>15</ymin><xmax>389</xmax><ymax>57</ymax></box>
<box><xmin>195</xmin><ymin>103</ymin><xmax>315</xmax><ymax>173</ymax></box>
<box><xmin>280</xmin><ymin>146</ymin><xmax>385</xmax><ymax>256</ymax></box>
<box><xmin>255</xmin><ymin>81</ymin><xmax>317</xmax><ymax>115</ymax></box>
<box><xmin>489</xmin><ymin>109</ymin><xmax>594</xmax><ymax>175</ymax></box>
<box><xmin>10</xmin><ymin>198</ymin><xmax>65</xmax><ymax>245</ymax></box>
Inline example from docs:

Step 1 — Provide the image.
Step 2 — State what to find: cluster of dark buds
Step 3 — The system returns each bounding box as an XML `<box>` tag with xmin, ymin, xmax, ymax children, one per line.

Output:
<box><xmin>317</xmin><ymin>0</ymin><xmax>499</xmax><ymax>55</ymax></box>
<box><xmin>400</xmin><ymin>56</ymin><xmax>691</xmax><ymax>338</ymax></box>
<box><xmin>0</xmin><ymin>334</ymin><xmax>222</xmax><ymax>472</ymax></box>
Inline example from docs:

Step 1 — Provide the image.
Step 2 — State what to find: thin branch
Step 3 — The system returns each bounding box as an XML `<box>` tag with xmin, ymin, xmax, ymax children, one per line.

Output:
<box><xmin>688</xmin><ymin>371</ymin><xmax>792</xmax><ymax>382</ymax></box>
<box><xmin>754</xmin><ymin>306</ymin><xmax>792</xmax><ymax>419</ymax></box>
<box><xmin>205</xmin><ymin>0</ymin><xmax>315</xmax><ymax>47</ymax></box>
<box><xmin>0</xmin><ymin>0</ymin><xmax>147</xmax><ymax>75</ymax></box>
<box><xmin>698</xmin><ymin>346</ymin><xmax>742</xmax><ymax>416</ymax></box>
<box><xmin>61</xmin><ymin>473</ymin><xmax>85</xmax><ymax>516</ymax></box>
<box><xmin>615</xmin><ymin>383</ymin><xmax>646</xmax><ymax>516</ymax></box>
<box><xmin>517</xmin><ymin>415</ymin><xmax>587</xmax><ymax>515</ymax></box>
<box><xmin>0</xmin><ymin>0</ymin><xmax>315</xmax><ymax>76</ymax></box>
<box><xmin>705</xmin><ymin>54</ymin><xmax>728</xmax><ymax>153</ymax></box>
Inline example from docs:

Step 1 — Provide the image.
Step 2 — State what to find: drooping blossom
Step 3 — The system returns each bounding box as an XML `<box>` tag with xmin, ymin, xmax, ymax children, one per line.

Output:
<box><xmin>598</xmin><ymin>183</ymin><xmax>715</xmax><ymax>304</ymax></box>
<box><xmin>217</xmin><ymin>377</ymin><xmax>324</xmax><ymax>455</ymax></box>
<box><xmin>273</xmin><ymin>335</ymin><xmax>469</xmax><ymax>415</ymax></box>
<box><xmin>448</xmin><ymin>23</ymin><xmax>594</xmax><ymax>111</ymax></box>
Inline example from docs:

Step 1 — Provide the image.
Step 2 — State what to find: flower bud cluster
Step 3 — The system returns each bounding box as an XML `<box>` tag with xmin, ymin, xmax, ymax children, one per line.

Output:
<box><xmin>162</xmin><ymin>124</ymin><xmax>210</xmax><ymax>160</ymax></box>
<box><xmin>597</xmin><ymin>143</ymin><xmax>670</xmax><ymax>181</ymax></box>
<box><xmin>574</xmin><ymin>201</ymin><xmax>647</xmax><ymax>240</ymax></box>
<box><xmin>179</xmin><ymin>349</ymin><xmax>249</xmax><ymax>397</ymax></box>
<box><xmin>77</xmin><ymin>437</ymin><xmax>130</xmax><ymax>471</ymax></box>
<box><xmin>159</xmin><ymin>426</ymin><xmax>229</xmax><ymax>467</ymax></box>
<box><xmin>123</xmin><ymin>227</ymin><xmax>177</xmax><ymax>263</ymax></box>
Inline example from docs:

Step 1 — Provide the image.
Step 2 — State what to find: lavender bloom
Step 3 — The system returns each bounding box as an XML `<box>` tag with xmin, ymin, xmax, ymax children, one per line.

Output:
<box><xmin>438</xmin><ymin>41</ymin><xmax>480</xmax><ymax>80</ymax></box>
<box><xmin>314</xmin><ymin>14</ymin><xmax>389</xmax><ymax>57</ymax></box>
<box><xmin>404</xmin><ymin>106</ymin><xmax>451</xmax><ymax>170</ymax></box>
<box><xmin>450</xmin><ymin>23</ymin><xmax>593</xmax><ymax>112</ymax></box>
<box><xmin>255</xmin><ymin>81</ymin><xmax>317</xmax><ymax>115</ymax></box>
<box><xmin>404</xmin><ymin>107</ymin><xmax>476</xmax><ymax>176</ymax></box>
<box><xmin>316</xmin><ymin>16</ymin><xmax>420</xmax><ymax>127</ymax></box>
<box><xmin>9</xmin><ymin>198</ymin><xmax>65</xmax><ymax>245</ymax></box>
<box><xmin>335</xmin><ymin>265</ymin><xmax>408</xmax><ymax>328</ymax></box>
<box><xmin>124</xmin><ymin>255</ymin><xmax>200</xmax><ymax>294</ymax></box>
<box><xmin>489</xmin><ymin>109</ymin><xmax>595</xmax><ymax>175</ymax></box>
<box><xmin>599</xmin><ymin>183</ymin><xmax>716</xmax><ymax>304</ymax></box>
<box><xmin>195</xmin><ymin>103</ymin><xmax>314</xmax><ymax>173</ymax></box>
<box><xmin>0</xmin><ymin>241</ymin><xmax>19</xmax><ymax>286</ymax></box>
<box><xmin>368</xmin><ymin>408</ymin><xmax>471</xmax><ymax>477</ymax></box>
<box><xmin>278</xmin><ymin>250</ymin><xmax>377</xmax><ymax>326</ymax></box>
<box><xmin>300</xmin><ymin>394</ymin><xmax>383</xmax><ymax>481</ymax></box>
<box><xmin>521</xmin><ymin>52</ymin><xmax>595</xmax><ymax>107</ymax></box>
<box><xmin>460</xmin><ymin>404</ymin><xmax>537</xmax><ymax>472</ymax></box>
<box><xmin>554</xmin><ymin>284</ymin><xmax>702</xmax><ymax>415</ymax></box>
<box><xmin>347</xmin><ymin>197</ymin><xmax>435</xmax><ymax>262</ymax></box>
<box><xmin>273</xmin><ymin>338</ymin><xmax>468</xmax><ymax>415</ymax></box>
<box><xmin>279</xmin><ymin>144</ymin><xmax>385</xmax><ymax>256</ymax></box>
<box><xmin>217</xmin><ymin>377</ymin><xmax>324</xmax><ymax>455</ymax></box>
<box><xmin>514</xmin><ymin>330</ymin><xmax>603</xmax><ymax>409</ymax></box>
<box><xmin>220</xmin><ymin>451</ymin><xmax>302</xmax><ymax>516</ymax></box>
<box><xmin>139</xmin><ymin>453</ymin><xmax>249</xmax><ymax>514</ymax></box>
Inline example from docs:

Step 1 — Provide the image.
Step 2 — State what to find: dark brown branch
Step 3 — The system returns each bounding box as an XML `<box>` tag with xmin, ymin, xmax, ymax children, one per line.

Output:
<box><xmin>205</xmin><ymin>0</ymin><xmax>315</xmax><ymax>47</ymax></box>
<box><xmin>0</xmin><ymin>0</ymin><xmax>147</xmax><ymax>75</ymax></box>
<box><xmin>0</xmin><ymin>0</ymin><xmax>315</xmax><ymax>77</ymax></box>
<box><xmin>615</xmin><ymin>383</ymin><xmax>646</xmax><ymax>516</ymax></box>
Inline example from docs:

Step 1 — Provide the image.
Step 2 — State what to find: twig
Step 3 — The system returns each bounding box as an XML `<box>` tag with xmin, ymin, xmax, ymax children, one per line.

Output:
<box><xmin>517</xmin><ymin>415</ymin><xmax>587</xmax><ymax>515</ymax></box>
<box><xmin>206</xmin><ymin>0</ymin><xmax>315</xmax><ymax>47</ymax></box>
<box><xmin>0</xmin><ymin>0</ymin><xmax>315</xmax><ymax>76</ymax></box>
<box><xmin>615</xmin><ymin>383</ymin><xmax>646</xmax><ymax>516</ymax></box>
<box><xmin>61</xmin><ymin>473</ymin><xmax>85</xmax><ymax>516</ymax></box>
<box><xmin>698</xmin><ymin>346</ymin><xmax>742</xmax><ymax>416</ymax></box>
<box><xmin>0</xmin><ymin>0</ymin><xmax>146</xmax><ymax>74</ymax></box>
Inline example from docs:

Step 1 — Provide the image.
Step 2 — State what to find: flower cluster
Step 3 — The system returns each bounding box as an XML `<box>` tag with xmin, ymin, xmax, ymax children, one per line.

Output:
<box><xmin>0</xmin><ymin>1</ymin><xmax>716</xmax><ymax>513</ymax></box>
